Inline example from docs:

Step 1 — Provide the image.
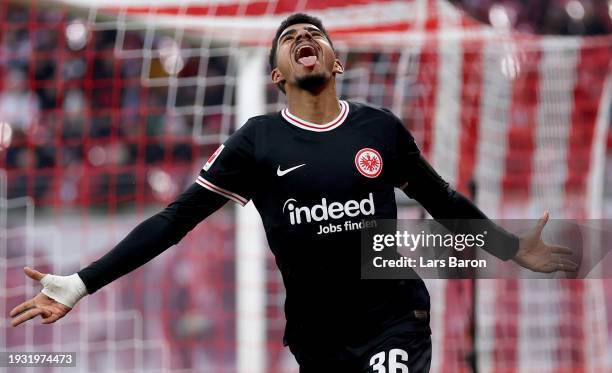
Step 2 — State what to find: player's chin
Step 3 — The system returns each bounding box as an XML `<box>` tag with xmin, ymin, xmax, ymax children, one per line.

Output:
<box><xmin>295</xmin><ymin>72</ymin><xmax>330</xmax><ymax>92</ymax></box>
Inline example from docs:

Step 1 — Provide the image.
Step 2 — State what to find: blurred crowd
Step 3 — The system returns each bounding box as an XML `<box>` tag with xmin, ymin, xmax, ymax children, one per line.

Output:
<box><xmin>452</xmin><ymin>0</ymin><xmax>612</xmax><ymax>35</ymax></box>
<box><xmin>0</xmin><ymin>3</ymin><xmax>228</xmax><ymax>205</ymax></box>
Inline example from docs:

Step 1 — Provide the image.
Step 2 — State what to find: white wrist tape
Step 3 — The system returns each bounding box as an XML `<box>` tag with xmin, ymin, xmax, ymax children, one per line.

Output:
<box><xmin>40</xmin><ymin>273</ymin><xmax>88</xmax><ymax>308</ymax></box>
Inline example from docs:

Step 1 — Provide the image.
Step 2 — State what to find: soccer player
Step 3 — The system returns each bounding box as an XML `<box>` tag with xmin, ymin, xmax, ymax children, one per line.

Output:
<box><xmin>10</xmin><ymin>13</ymin><xmax>577</xmax><ymax>373</ymax></box>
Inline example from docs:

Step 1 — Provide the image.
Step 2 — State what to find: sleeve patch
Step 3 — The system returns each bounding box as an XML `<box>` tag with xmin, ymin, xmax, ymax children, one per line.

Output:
<box><xmin>203</xmin><ymin>144</ymin><xmax>225</xmax><ymax>171</ymax></box>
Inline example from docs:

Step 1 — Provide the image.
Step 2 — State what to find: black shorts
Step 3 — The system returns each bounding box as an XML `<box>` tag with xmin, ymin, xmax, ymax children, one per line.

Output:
<box><xmin>290</xmin><ymin>327</ymin><xmax>432</xmax><ymax>373</ymax></box>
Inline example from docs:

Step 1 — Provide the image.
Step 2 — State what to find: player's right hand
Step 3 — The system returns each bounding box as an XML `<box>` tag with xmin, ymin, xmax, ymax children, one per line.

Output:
<box><xmin>10</xmin><ymin>267</ymin><xmax>73</xmax><ymax>327</ymax></box>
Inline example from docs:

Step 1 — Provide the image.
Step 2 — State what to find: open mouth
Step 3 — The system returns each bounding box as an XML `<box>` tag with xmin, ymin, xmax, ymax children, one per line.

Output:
<box><xmin>295</xmin><ymin>44</ymin><xmax>318</xmax><ymax>67</ymax></box>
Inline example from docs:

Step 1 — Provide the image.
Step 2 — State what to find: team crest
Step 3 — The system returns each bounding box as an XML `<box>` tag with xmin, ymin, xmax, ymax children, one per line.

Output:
<box><xmin>355</xmin><ymin>148</ymin><xmax>382</xmax><ymax>178</ymax></box>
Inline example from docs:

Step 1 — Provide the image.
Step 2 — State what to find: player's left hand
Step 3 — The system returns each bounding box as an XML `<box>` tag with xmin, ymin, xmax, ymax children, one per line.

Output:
<box><xmin>513</xmin><ymin>212</ymin><xmax>578</xmax><ymax>273</ymax></box>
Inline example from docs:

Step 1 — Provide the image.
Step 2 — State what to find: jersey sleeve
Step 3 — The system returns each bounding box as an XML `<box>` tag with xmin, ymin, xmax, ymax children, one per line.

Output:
<box><xmin>383</xmin><ymin>110</ymin><xmax>422</xmax><ymax>189</ymax></box>
<box><xmin>386</xmin><ymin>112</ymin><xmax>519</xmax><ymax>261</ymax></box>
<box><xmin>196</xmin><ymin>120</ymin><xmax>257</xmax><ymax>206</ymax></box>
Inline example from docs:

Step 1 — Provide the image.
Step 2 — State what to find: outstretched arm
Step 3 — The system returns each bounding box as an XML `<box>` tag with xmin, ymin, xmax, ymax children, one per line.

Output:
<box><xmin>399</xmin><ymin>152</ymin><xmax>519</xmax><ymax>260</ymax></box>
<box><xmin>400</xmin><ymin>152</ymin><xmax>577</xmax><ymax>272</ymax></box>
<box><xmin>78</xmin><ymin>183</ymin><xmax>228</xmax><ymax>294</ymax></box>
<box><xmin>10</xmin><ymin>183</ymin><xmax>228</xmax><ymax>326</ymax></box>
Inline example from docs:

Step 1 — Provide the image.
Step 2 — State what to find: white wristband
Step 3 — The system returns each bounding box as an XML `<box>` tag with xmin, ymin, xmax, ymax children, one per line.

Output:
<box><xmin>40</xmin><ymin>273</ymin><xmax>88</xmax><ymax>308</ymax></box>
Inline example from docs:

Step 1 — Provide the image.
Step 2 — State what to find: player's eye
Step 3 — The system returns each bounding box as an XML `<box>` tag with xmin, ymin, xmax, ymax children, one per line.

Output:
<box><xmin>314</xmin><ymin>33</ymin><xmax>327</xmax><ymax>41</ymax></box>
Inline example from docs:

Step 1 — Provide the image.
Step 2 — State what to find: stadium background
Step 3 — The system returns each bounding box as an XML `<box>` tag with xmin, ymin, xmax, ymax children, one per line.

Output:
<box><xmin>1</xmin><ymin>0</ymin><xmax>611</xmax><ymax>372</ymax></box>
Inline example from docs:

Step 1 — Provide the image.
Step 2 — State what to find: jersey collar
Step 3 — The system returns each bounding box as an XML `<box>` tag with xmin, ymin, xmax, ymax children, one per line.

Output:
<box><xmin>281</xmin><ymin>100</ymin><xmax>349</xmax><ymax>132</ymax></box>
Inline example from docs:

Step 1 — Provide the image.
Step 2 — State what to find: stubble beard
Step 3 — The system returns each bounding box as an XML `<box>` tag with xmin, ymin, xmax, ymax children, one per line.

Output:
<box><xmin>295</xmin><ymin>71</ymin><xmax>330</xmax><ymax>93</ymax></box>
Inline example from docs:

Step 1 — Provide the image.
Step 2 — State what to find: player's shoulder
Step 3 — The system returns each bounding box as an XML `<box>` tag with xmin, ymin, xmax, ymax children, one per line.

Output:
<box><xmin>348</xmin><ymin>100</ymin><xmax>399</xmax><ymax>120</ymax></box>
<box><xmin>248</xmin><ymin>112</ymin><xmax>284</xmax><ymax>125</ymax></box>
<box><xmin>238</xmin><ymin>112</ymin><xmax>283</xmax><ymax>133</ymax></box>
<box><xmin>346</xmin><ymin>100</ymin><xmax>402</xmax><ymax>128</ymax></box>
<box><xmin>231</xmin><ymin>113</ymin><xmax>279</xmax><ymax>137</ymax></box>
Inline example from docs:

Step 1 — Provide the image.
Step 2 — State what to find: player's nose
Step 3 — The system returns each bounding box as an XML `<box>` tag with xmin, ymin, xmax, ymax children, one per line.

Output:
<box><xmin>295</xmin><ymin>29</ymin><xmax>314</xmax><ymax>42</ymax></box>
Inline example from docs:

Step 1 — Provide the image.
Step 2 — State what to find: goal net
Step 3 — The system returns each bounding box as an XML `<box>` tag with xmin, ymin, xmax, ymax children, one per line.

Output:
<box><xmin>1</xmin><ymin>0</ymin><xmax>611</xmax><ymax>372</ymax></box>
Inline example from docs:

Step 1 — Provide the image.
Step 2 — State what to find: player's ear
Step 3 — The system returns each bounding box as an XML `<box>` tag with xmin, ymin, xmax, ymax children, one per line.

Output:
<box><xmin>333</xmin><ymin>58</ymin><xmax>344</xmax><ymax>75</ymax></box>
<box><xmin>271</xmin><ymin>67</ymin><xmax>285</xmax><ymax>85</ymax></box>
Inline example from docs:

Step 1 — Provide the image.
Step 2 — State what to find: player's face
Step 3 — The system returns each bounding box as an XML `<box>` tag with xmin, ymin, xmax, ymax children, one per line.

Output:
<box><xmin>271</xmin><ymin>23</ymin><xmax>343</xmax><ymax>93</ymax></box>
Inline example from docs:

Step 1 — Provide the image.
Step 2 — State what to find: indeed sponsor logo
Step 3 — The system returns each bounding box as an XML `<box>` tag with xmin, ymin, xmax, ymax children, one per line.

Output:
<box><xmin>282</xmin><ymin>193</ymin><xmax>375</xmax><ymax>225</ymax></box>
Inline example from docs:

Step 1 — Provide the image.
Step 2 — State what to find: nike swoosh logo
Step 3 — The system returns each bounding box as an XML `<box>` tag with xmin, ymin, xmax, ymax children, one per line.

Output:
<box><xmin>277</xmin><ymin>164</ymin><xmax>306</xmax><ymax>176</ymax></box>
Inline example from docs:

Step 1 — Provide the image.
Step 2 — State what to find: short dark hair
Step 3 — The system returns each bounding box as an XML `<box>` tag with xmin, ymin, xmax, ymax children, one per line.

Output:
<box><xmin>268</xmin><ymin>13</ymin><xmax>333</xmax><ymax>72</ymax></box>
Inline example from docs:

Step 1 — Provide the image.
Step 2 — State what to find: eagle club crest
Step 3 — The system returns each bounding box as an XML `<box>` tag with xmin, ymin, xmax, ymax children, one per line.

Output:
<box><xmin>355</xmin><ymin>148</ymin><xmax>382</xmax><ymax>178</ymax></box>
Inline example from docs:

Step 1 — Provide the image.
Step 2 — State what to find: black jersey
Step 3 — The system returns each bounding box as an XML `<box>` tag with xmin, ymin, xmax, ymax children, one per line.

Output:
<box><xmin>78</xmin><ymin>99</ymin><xmax>518</xmax><ymax>354</ymax></box>
<box><xmin>196</xmin><ymin>101</ymin><xmax>433</xmax><ymax>349</ymax></box>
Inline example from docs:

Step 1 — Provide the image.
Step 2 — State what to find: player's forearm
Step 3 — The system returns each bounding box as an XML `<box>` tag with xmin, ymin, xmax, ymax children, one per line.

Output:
<box><xmin>77</xmin><ymin>183</ymin><xmax>228</xmax><ymax>294</ymax></box>
<box><xmin>402</xmin><ymin>154</ymin><xmax>519</xmax><ymax>260</ymax></box>
<box><xmin>430</xmin><ymin>190</ymin><xmax>518</xmax><ymax>260</ymax></box>
<box><xmin>408</xmin><ymin>186</ymin><xmax>518</xmax><ymax>260</ymax></box>
<box><xmin>77</xmin><ymin>214</ymin><xmax>185</xmax><ymax>294</ymax></box>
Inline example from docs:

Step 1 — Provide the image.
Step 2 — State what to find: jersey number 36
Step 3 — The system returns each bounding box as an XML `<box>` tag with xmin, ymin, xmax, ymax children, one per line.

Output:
<box><xmin>369</xmin><ymin>348</ymin><xmax>409</xmax><ymax>373</ymax></box>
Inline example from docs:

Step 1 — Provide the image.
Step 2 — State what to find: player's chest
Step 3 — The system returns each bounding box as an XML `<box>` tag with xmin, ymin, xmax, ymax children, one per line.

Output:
<box><xmin>259</xmin><ymin>133</ymin><xmax>391</xmax><ymax>194</ymax></box>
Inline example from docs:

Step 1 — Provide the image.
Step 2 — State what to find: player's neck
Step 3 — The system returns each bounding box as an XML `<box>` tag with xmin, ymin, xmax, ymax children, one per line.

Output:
<box><xmin>285</xmin><ymin>86</ymin><xmax>341</xmax><ymax>125</ymax></box>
